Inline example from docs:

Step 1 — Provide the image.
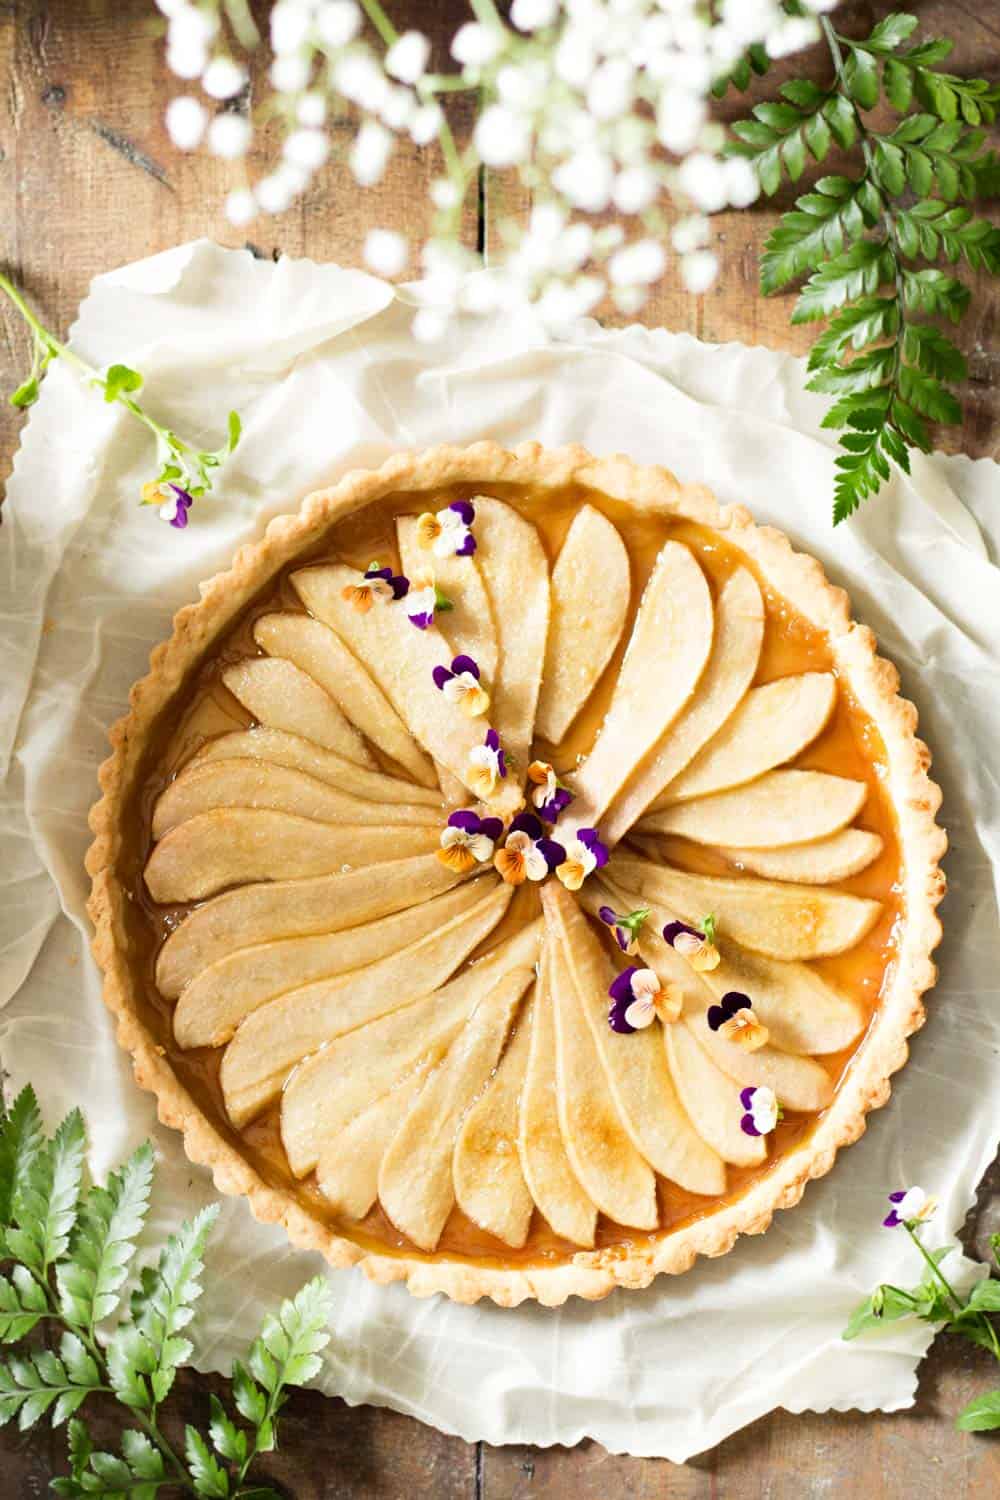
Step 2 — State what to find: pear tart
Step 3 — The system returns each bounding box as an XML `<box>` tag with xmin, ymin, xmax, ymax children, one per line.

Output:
<box><xmin>87</xmin><ymin>444</ymin><xmax>945</xmax><ymax>1305</ymax></box>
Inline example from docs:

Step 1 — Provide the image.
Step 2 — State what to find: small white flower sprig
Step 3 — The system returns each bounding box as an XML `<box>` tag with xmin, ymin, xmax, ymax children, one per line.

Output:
<box><xmin>1</xmin><ymin>272</ymin><xmax>241</xmax><ymax>530</ymax></box>
<box><xmin>155</xmin><ymin>0</ymin><xmax>834</xmax><ymax>332</ymax></box>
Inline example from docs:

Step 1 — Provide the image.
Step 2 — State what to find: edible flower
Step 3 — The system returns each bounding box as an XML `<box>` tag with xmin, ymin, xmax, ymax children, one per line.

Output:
<box><xmin>416</xmin><ymin>499</ymin><xmax>476</xmax><ymax>557</ymax></box>
<box><xmin>432</xmin><ymin>654</ymin><xmax>490</xmax><ymax>718</ymax></box>
<box><xmin>405</xmin><ymin>570</ymin><xmax>453</xmax><ymax>630</ymax></box>
<box><xmin>527</xmin><ymin>760</ymin><xmax>573</xmax><ymax>823</ymax></box>
<box><xmin>556</xmin><ymin>827</ymin><xmax>609</xmax><ymax>891</ymax></box>
<box><xmin>494</xmin><ymin>813</ymin><xmax>565</xmax><ymax>885</ymax></box>
<box><xmin>883</xmin><ymin>1186</ymin><xmax>938</xmax><ymax>1229</ymax></box>
<box><xmin>598</xmin><ymin>904</ymin><xmax>650</xmax><ymax>955</ymax></box>
<box><xmin>662</xmin><ymin>917</ymin><xmax>720</xmax><ymax>972</ymax></box>
<box><xmin>608</xmin><ymin>966</ymin><xmax>682</xmax><ymax>1033</ymax></box>
<box><xmin>341</xmin><ymin>561</ymin><xmax>410</xmax><ymax>612</ymax></box>
<box><xmin>141</xmin><ymin>480</ymin><xmax>193</xmax><ymax>529</ymax></box>
<box><xmin>436</xmin><ymin>809</ymin><xmax>503</xmax><ymax>875</ymax></box>
<box><xmin>466</xmin><ymin>727</ymin><xmax>507</xmax><ymax>799</ymax></box>
<box><xmin>706</xmin><ymin>991</ymin><xmax>769</xmax><ymax>1052</ymax></box>
<box><xmin>739</xmin><ymin>1086</ymin><xmax>782</xmax><ymax>1137</ymax></box>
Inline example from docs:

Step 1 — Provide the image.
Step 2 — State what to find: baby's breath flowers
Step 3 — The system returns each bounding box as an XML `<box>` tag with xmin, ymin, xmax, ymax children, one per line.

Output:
<box><xmin>1</xmin><ymin>271</ymin><xmax>241</xmax><ymax>529</ymax></box>
<box><xmin>153</xmin><ymin>0</ymin><xmax>836</xmax><ymax>332</ymax></box>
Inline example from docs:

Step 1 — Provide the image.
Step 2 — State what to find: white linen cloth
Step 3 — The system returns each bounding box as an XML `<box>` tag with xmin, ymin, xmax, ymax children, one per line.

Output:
<box><xmin>1</xmin><ymin>239</ymin><xmax>998</xmax><ymax>1461</ymax></box>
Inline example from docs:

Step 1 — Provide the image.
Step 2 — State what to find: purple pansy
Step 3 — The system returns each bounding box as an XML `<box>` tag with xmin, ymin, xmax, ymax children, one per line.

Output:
<box><xmin>365</xmin><ymin>562</ymin><xmax>410</xmax><ymax>599</ymax></box>
<box><xmin>418</xmin><ymin>499</ymin><xmax>477</xmax><ymax>557</ymax></box>
<box><xmin>448</xmin><ymin>808</ymin><xmax>503</xmax><ymax>842</ymax></box>
<box><xmin>883</xmin><ymin>1186</ymin><xmax>937</xmax><ymax>1229</ymax></box>
<box><xmin>707</xmin><ymin>991</ymin><xmax>751</xmax><ymax>1033</ymax></box>
<box><xmin>598</xmin><ymin>904</ymin><xmax>650</xmax><ymax>954</ymax></box>
<box><xmin>577</xmin><ymin>827</ymin><xmax>609</xmax><ymax>868</ymax></box>
<box><xmin>608</xmin><ymin>966</ymin><xmax>642</xmax><ymax>1033</ymax></box>
<box><xmin>527</xmin><ymin>760</ymin><xmax>574</xmax><ymax>823</ymax></box>
<box><xmin>147</xmin><ymin>481</ymin><xmax>193</xmax><ymax>529</ymax></box>
<box><xmin>433</xmin><ymin>653</ymin><xmax>480</xmax><ymax>690</ymax></box>
<box><xmin>739</xmin><ymin>1085</ymin><xmax>780</xmax><ymax>1137</ymax></box>
<box><xmin>432</xmin><ymin>654</ymin><xmax>490</xmax><ymax>716</ymax></box>
<box><xmin>663</xmin><ymin>920</ymin><xmax>705</xmax><ymax>948</ymax></box>
<box><xmin>508</xmin><ymin>812</ymin><xmax>565</xmax><ymax>871</ymax></box>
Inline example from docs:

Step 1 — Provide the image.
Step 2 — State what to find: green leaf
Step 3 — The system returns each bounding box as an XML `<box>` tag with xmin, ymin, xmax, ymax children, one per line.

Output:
<box><xmin>843</xmin><ymin>1283</ymin><xmax>919</xmax><ymax>1340</ymax></box>
<box><xmin>103</xmin><ymin>364</ymin><xmax>144</xmax><ymax>403</ymax></box>
<box><xmin>0</xmin><ymin>1085</ymin><xmax>45</xmax><ymax>1230</ymax></box>
<box><xmin>824</xmin><ymin>94</ymin><xmax>857</xmax><ymax>149</ymax></box>
<box><xmin>58</xmin><ymin>1141</ymin><xmax>155</xmax><ymax>1334</ymax></box>
<box><xmin>967</xmin><ymin>1277</ymin><xmax>1000</xmax><ymax>1312</ymax></box>
<box><xmin>10</xmin><ymin>376</ymin><xmax>40</xmax><ymax>408</ymax></box>
<box><xmin>873</xmin><ymin>141</ymin><xmax>906</xmax><ymax>196</ymax></box>
<box><xmin>793</xmin><ymin>242</ymin><xmax>893</xmax><ymax>324</ymax></box>
<box><xmin>867</xmin><ymin>13</ymin><xmax>920</xmax><ymax>51</ymax></box>
<box><xmin>0</xmin><ymin>1334</ymin><xmax>102</xmax><ymax>1432</ymax></box>
<box><xmin>127</xmin><ymin>1203</ymin><xmax>218</xmax><ymax>1406</ymax></box>
<box><xmin>803</xmin><ymin>110</ymin><xmax>831</xmax><ymax>162</ymax></box>
<box><xmin>890</xmin><ymin>396</ymin><xmax>931</xmax><ymax>451</ymax></box>
<box><xmin>68</xmin><ymin>1414</ymin><xmax>93</xmax><ymax>1476</ymax></box>
<box><xmin>251</xmin><ymin>1275</ymin><xmax>334</xmax><ymax>1396</ymax></box>
<box><xmin>120</xmin><ymin>1427</ymin><xmax>167</xmax><ymax>1480</ymax></box>
<box><xmin>226</xmin><ymin>410</ymin><xmax>241</xmax><ymax>453</ymax></box>
<box><xmin>208</xmin><ymin>1393</ymin><xmax>248</xmax><ymax>1465</ymax></box>
<box><xmin>844</xmin><ymin>47</ymin><xmax>879</xmax><ymax>110</ymax></box>
<box><xmin>0</xmin><ymin>1263</ymin><xmax>48</xmax><ymax>1342</ymax></box>
<box><xmin>807</xmin><ymin>297</ymin><xmax>900</xmax><ymax>369</ymax></box>
<box><xmin>232</xmin><ymin>1360</ymin><xmax>267</xmax><ymax>1427</ymax></box>
<box><xmin>899</xmin><ymin>365</ymin><xmax>961</xmax><ymax>424</ymax></box>
<box><xmin>8</xmin><ymin>1108</ymin><xmax>86</xmax><ymax>1280</ymax></box>
<box><xmin>821</xmin><ymin>387</ymin><xmax>893</xmax><ymax>431</ymax></box>
<box><xmin>901</xmin><ymin>269</ymin><xmax>969</xmax><ymax>323</ymax></box>
<box><xmin>956</xmin><ymin>1390</ymin><xmax>1000</xmax><ymax>1432</ymax></box>
<box><xmin>185</xmin><ymin>1424</ymin><xmax>231</xmax><ymax>1498</ymax></box>
<box><xmin>902</xmin><ymin>322</ymin><xmax>968</xmax><ymax>381</ymax></box>
<box><xmin>760</xmin><ymin>178</ymin><xmax>880</xmax><ymax>295</ymax></box>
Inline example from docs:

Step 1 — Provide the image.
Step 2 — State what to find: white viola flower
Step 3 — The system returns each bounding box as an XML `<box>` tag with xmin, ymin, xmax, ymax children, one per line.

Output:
<box><xmin>297</xmin><ymin>92</ymin><xmax>327</xmax><ymax>127</ymax></box>
<box><xmin>622</xmin><ymin>969</ymin><xmax>663</xmax><ymax>1030</ymax></box>
<box><xmin>613</xmin><ymin>164</ymin><xmax>658</xmax><ymax>214</ymax></box>
<box><xmin>165</xmin><ymin>96</ymin><xmax>208</xmax><ymax>150</ymax></box>
<box><xmin>386</xmin><ymin>31</ymin><xmax>430</xmax><ymax>85</ymax></box>
<box><xmin>656</xmin><ymin>90</ymin><xmax>706</xmax><ymax>154</ymax></box>
<box><xmin>364</xmin><ymin>229</ymin><xmax>408</xmax><ymax>278</ymax></box>
<box><xmin>202</xmin><ymin>56</ymin><xmax>248</xmax><ymax>100</ymax></box>
<box><xmin>270</xmin><ymin>54</ymin><xmax>313</xmax><ymax>93</ymax></box>
<box><xmin>609</xmin><ymin>239</ymin><xmax>666</xmax><ymax>287</ymax></box>
<box><xmin>284</xmin><ymin>128</ymin><xmax>331</xmax><ymax>169</ymax></box>
<box><xmin>724</xmin><ymin>155</ymin><xmax>760</xmax><ymax>208</ymax></box>
<box><xmin>466</xmin><ymin>729</ymin><xmax>508</xmax><ymax>799</ymax></box>
<box><xmin>677</xmin><ymin>151</ymin><xmax>729</xmax><ymax>213</ymax></box>
<box><xmin>316</xmin><ymin>0</ymin><xmax>362</xmax><ymax>48</ymax></box>
<box><xmin>510</xmin><ymin>0</ymin><xmax>558</xmax><ymax>31</ymax></box>
<box><xmin>552</xmin><ymin>147</ymin><xmax>615</xmax><ymax>213</ymax></box>
<box><xmin>351</xmin><ymin>120</ymin><xmax>393</xmax><ymax>185</ymax></box>
<box><xmin>416</xmin><ymin>500</ymin><xmax>476</xmax><ymax>558</ymax></box>
<box><xmin>208</xmin><ymin>113</ymin><xmax>251</xmax><ymax>159</ymax></box>
<box><xmin>225</xmin><ymin>188</ymin><xmax>257</xmax><ymax>226</ymax></box>
<box><xmin>587</xmin><ymin>58</ymin><xmax>634</xmax><ymax>122</ymax></box>
<box><xmin>437</xmin><ymin>810</ymin><xmax>502</xmax><ymax>874</ymax></box>
<box><xmin>739</xmin><ymin>1085</ymin><xmax>780</xmax><ymax>1137</ymax></box>
<box><xmin>410</xmin><ymin>103</ymin><xmax>443</xmax><ymax>145</ymax></box>
<box><xmin>682</xmin><ymin>249</ymin><xmax>718</xmax><ymax>295</ymax></box>
<box><xmin>452</xmin><ymin>22</ymin><xmax>504</xmax><ymax>68</ymax></box>
<box><xmin>270</xmin><ymin>0</ymin><xmax>313</xmax><ymax>54</ymax></box>
<box><xmin>475</xmin><ymin>105</ymin><xmax>531</xmax><ymax>168</ymax></box>
<box><xmin>883</xmin><ymin>1185</ymin><xmax>938</xmax><ymax>1228</ymax></box>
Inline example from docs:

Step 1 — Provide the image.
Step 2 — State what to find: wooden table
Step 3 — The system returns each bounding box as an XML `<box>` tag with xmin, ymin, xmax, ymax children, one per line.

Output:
<box><xmin>1</xmin><ymin>2</ymin><xmax>998</xmax><ymax>1494</ymax></box>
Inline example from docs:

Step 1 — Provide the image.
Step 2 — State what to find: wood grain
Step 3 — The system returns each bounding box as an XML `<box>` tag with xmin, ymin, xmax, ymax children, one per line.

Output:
<box><xmin>1</xmin><ymin>1</ymin><xmax>999</xmax><ymax>1495</ymax></box>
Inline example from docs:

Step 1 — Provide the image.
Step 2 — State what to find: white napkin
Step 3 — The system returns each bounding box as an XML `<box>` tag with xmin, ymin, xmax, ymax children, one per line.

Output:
<box><xmin>2</xmin><ymin>239</ymin><xmax>998</xmax><ymax>1462</ymax></box>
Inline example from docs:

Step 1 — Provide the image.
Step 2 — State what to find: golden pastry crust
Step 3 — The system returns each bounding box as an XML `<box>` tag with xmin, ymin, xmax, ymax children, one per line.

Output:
<box><xmin>86</xmin><ymin>442</ymin><xmax>946</xmax><ymax>1306</ymax></box>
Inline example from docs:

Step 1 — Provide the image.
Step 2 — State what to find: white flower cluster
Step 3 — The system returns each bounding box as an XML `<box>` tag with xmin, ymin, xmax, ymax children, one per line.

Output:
<box><xmin>157</xmin><ymin>0</ymin><xmax>834</xmax><ymax>332</ymax></box>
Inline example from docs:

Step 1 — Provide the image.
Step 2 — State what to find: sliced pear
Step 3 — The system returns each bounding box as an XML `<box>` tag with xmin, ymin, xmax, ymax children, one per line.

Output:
<box><xmin>292</xmin><ymin>563</ymin><xmax>523</xmax><ymax>816</ymax></box>
<box><xmin>453</xmin><ymin>1005</ymin><xmax>534</xmax><ymax>1248</ymax></box>
<box><xmin>145</xmin><ymin>810</ymin><xmax>438</xmax><ymax>904</ymax></box>
<box><xmin>603</xmin><ymin>887</ymin><xmax>841</xmax><ymax>1113</ymax></box>
<box><xmin>173</xmin><ymin>881</ymin><xmax>488</xmax><ymax>1049</ymax></box>
<box><xmin>279</xmin><ymin>919</ymin><xmax>543</xmax><ymax>1176</ymax></box>
<box><xmin>190</xmin><ymin>728</ymin><xmax>441</xmax><ymax>808</ymax></box>
<box><xmin>151</xmin><ymin>758</ymin><xmax>438</xmax><ymax>840</ymax></box>
<box><xmin>603</xmin><ymin>567</ymin><xmax>763</xmax><ymax>846</ymax></box>
<box><xmin>543</xmin><ymin>890</ymin><xmax>658</xmax><ymax>1230</ymax></box>
<box><xmin>378</xmin><ymin>967</ymin><xmax>533</xmax><ymax>1251</ymax></box>
<box><xmin>222</xmin><ymin>657</ymin><xmax>374</xmax><ymax>767</ymax></box>
<box><xmin>467</xmin><ymin>496</ymin><xmax>550</xmax><ymax>775</ymax></box>
<box><xmin>436</xmin><ymin>763</ymin><xmax>468</xmax><ymax>807</ymax></box>
<box><xmin>640</xmin><ymin>769</ymin><xmax>867</xmax><ymax>850</ymax></box>
<box><xmin>316</xmin><ymin>1064</ymin><xmax>433</xmax><ymax>1220</ymax></box>
<box><xmin>253</xmin><ymin>612</ymin><xmax>437</xmax><ymax>788</ymax></box>
<box><xmin>535</xmin><ymin>505</ymin><xmax>630</xmax><ymax>744</ymax></box>
<box><xmin>544</xmin><ymin>882</ymin><xmax>724</xmax><ymax>1195</ymax></box>
<box><xmin>612</xmin><ymin>855</ymin><xmax>881</xmax><ymax>961</ymax></box>
<box><xmin>397</xmin><ymin>515</ymin><xmax>498</xmax><ymax>685</ymax></box>
<box><xmin>223</xmin><ymin>883</ymin><xmax>512</xmax><ymax>1128</ymax></box>
<box><xmin>658</xmin><ymin>672</ymin><xmax>837</xmax><ymax>806</ymax></box>
<box><xmin>721</xmin><ymin>828</ymin><xmax>883</xmax><ymax>884</ymax></box>
<box><xmin>700</xmin><ymin>946</ymin><xmax>865</xmax><ymax>1056</ymax></box>
<box><xmin>664</xmin><ymin>1023</ymin><xmax>767</xmax><ymax>1166</ymax></box>
<box><xmin>567</xmin><ymin>542</ymin><xmax>713</xmax><ymax>830</ymax></box>
<box><xmin>156</xmin><ymin>853</ymin><xmax>466</xmax><ymax>998</ymax></box>
<box><xmin>518</xmin><ymin>970</ymin><xmax>598</xmax><ymax>1248</ymax></box>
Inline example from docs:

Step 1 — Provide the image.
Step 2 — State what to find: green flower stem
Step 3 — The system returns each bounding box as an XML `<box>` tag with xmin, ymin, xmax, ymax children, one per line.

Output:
<box><xmin>358</xmin><ymin>0</ymin><xmax>397</xmax><ymax>47</ymax></box>
<box><xmin>903</xmin><ymin>1223</ymin><xmax>964</xmax><ymax>1315</ymax></box>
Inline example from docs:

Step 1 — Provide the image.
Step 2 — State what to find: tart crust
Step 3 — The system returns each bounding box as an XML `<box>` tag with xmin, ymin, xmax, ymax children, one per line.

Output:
<box><xmin>86</xmin><ymin>442</ymin><xmax>946</xmax><ymax>1306</ymax></box>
